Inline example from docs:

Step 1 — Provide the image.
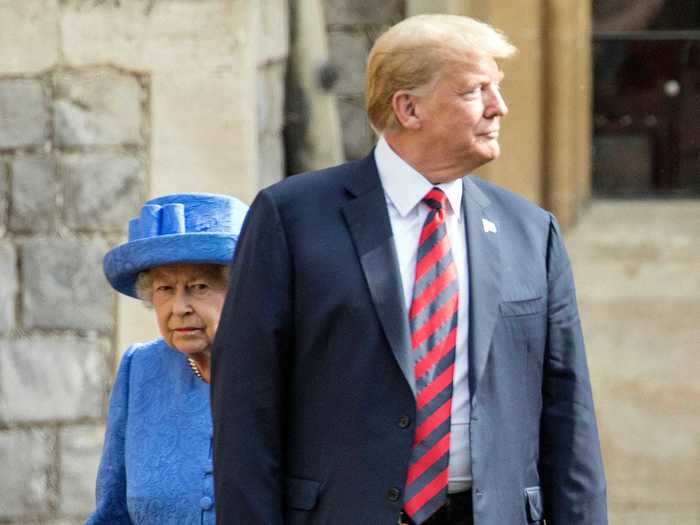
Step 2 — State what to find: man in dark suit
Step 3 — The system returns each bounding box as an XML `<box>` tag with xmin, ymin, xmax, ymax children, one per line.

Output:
<box><xmin>211</xmin><ymin>14</ymin><xmax>607</xmax><ymax>525</ymax></box>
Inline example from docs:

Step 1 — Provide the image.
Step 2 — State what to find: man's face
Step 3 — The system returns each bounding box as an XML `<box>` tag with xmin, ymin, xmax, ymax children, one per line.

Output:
<box><xmin>413</xmin><ymin>53</ymin><xmax>508</xmax><ymax>180</ymax></box>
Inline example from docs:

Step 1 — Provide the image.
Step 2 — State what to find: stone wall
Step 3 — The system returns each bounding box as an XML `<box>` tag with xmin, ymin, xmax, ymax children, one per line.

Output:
<box><xmin>0</xmin><ymin>1</ymin><xmax>288</xmax><ymax>523</ymax></box>
<box><xmin>257</xmin><ymin>0</ymin><xmax>290</xmax><ymax>188</ymax></box>
<box><xmin>323</xmin><ymin>0</ymin><xmax>406</xmax><ymax>160</ymax></box>
<box><xmin>0</xmin><ymin>68</ymin><xmax>147</xmax><ymax>524</ymax></box>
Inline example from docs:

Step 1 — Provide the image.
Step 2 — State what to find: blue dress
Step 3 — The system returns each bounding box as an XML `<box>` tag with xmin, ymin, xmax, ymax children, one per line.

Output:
<box><xmin>86</xmin><ymin>339</ymin><xmax>215</xmax><ymax>525</ymax></box>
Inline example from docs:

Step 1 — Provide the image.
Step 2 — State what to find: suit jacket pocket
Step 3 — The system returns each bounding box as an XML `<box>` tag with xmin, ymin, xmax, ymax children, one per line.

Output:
<box><xmin>285</xmin><ymin>477</ymin><xmax>321</xmax><ymax>511</ymax></box>
<box><xmin>524</xmin><ymin>486</ymin><xmax>544</xmax><ymax>523</ymax></box>
<box><xmin>500</xmin><ymin>297</ymin><xmax>544</xmax><ymax>318</ymax></box>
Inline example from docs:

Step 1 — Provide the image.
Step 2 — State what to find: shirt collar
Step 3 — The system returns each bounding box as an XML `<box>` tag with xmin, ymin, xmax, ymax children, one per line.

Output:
<box><xmin>374</xmin><ymin>135</ymin><xmax>463</xmax><ymax>221</ymax></box>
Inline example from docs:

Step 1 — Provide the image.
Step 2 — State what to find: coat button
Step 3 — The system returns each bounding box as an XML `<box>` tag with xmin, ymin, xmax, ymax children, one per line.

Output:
<box><xmin>199</xmin><ymin>496</ymin><xmax>213</xmax><ymax>510</ymax></box>
<box><xmin>398</xmin><ymin>415</ymin><xmax>411</xmax><ymax>428</ymax></box>
<box><xmin>387</xmin><ymin>487</ymin><xmax>401</xmax><ymax>502</ymax></box>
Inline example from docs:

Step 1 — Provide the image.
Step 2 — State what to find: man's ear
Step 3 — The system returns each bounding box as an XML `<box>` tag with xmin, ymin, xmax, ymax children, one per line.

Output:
<box><xmin>391</xmin><ymin>91</ymin><xmax>423</xmax><ymax>130</ymax></box>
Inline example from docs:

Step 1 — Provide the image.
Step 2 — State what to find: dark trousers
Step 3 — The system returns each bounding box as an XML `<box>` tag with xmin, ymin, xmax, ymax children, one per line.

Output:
<box><xmin>400</xmin><ymin>491</ymin><xmax>473</xmax><ymax>525</ymax></box>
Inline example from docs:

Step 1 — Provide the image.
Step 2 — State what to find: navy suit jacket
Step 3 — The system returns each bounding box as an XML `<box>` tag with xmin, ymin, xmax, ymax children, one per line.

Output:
<box><xmin>211</xmin><ymin>153</ymin><xmax>607</xmax><ymax>525</ymax></box>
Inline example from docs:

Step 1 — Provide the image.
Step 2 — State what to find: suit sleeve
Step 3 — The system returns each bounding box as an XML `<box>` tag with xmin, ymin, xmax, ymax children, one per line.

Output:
<box><xmin>85</xmin><ymin>347</ymin><xmax>135</xmax><ymax>525</ymax></box>
<box><xmin>211</xmin><ymin>189</ymin><xmax>292</xmax><ymax>525</ymax></box>
<box><xmin>540</xmin><ymin>214</ymin><xmax>608</xmax><ymax>524</ymax></box>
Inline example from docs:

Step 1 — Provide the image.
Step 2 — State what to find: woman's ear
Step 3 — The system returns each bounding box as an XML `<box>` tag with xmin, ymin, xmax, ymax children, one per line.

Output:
<box><xmin>391</xmin><ymin>91</ymin><xmax>423</xmax><ymax>130</ymax></box>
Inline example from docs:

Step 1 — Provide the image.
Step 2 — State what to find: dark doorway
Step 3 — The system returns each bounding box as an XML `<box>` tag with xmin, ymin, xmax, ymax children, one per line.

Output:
<box><xmin>593</xmin><ymin>1</ymin><xmax>700</xmax><ymax>196</ymax></box>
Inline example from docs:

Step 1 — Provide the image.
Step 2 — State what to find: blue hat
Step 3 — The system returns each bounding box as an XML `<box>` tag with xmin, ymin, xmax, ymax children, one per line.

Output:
<box><xmin>103</xmin><ymin>193</ymin><xmax>249</xmax><ymax>298</ymax></box>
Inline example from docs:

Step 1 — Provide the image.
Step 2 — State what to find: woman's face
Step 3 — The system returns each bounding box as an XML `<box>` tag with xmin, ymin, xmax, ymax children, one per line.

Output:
<box><xmin>150</xmin><ymin>264</ymin><xmax>227</xmax><ymax>356</ymax></box>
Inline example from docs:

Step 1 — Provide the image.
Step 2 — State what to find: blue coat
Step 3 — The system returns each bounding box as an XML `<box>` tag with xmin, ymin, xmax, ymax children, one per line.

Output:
<box><xmin>86</xmin><ymin>339</ymin><xmax>215</xmax><ymax>525</ymax></box>
<box><xmin>211</xmin><ymin>154</ymin><xmax>607</xmax><ymax>524</ymax></box>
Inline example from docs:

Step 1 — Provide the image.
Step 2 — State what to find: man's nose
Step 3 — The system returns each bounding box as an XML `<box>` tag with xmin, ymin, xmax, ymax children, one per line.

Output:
<box><xmin>486</xmin><ymin>86</ymin><xmax>508</xmax><ymax>118</ymax></box>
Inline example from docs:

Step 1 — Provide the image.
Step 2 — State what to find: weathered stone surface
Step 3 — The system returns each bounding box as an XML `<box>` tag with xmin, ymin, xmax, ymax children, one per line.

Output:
<box><xmin>258</xmin><ymin>0</ymin><xmax>289</xmax><ymax>65</ymax></box>
<box><xmin>568</xmin><ymin>200</ymin><xmax>700</xmax><ymax>524</ymax></box>
<box><xmin>258</xmin><ymin>133</ymin><xmax>285</xmax><ymax>188</ymax></box>
<box><xmin>61</xmin><ymin>153</ymin><xmax>144</xmax><ymax>232</ymax></box>
<box><xmin>0</xmin><ymin>242</ymin><xmax>17</xmax><ymax>334</ymax></box>
<box><xmin>337</xmin><ymin>97</ymin><xmax>375</xmax><ymax>160</ymax></box>
<box><xmin>40</xmin><ymin>519</ymin><xmax>87</xmax><ymax>525</ymax></box>
<box><xmin>21</xmin><ymin>239</ymin><xmax>113</xmax><ymax>332</ymax></box>
<box><xmin>0</xmin><ymin>0</ymin><xmax>60</xmax><ymax>74</ymax></box>
<box><xmin>61</xmin><ymin>0</ymin><xmax>251</xmax><ymax>68</ymax></box>
<box><xmin>9</xmin><ymin>154</ymin><xmax>58</xmax><ymax>233</ymax></box>
<box><xmin>0</xmin><ymin>428</ymin><xmax>53</xmax><ymax>519</ymax></box>
<box><xmin>569</xmin><ymin>201</ymin><xmax>700</xmax><ymax>301</ymax></box>
<box><xmin>149</xmin><ymin>70</ymin><xmax>257</xmax><ymax>201</ymax></box>
<box><xmin>327</xmin><ymin>30</ymin><xmax>370</xmax><ymax>96</ymax></box>
<box><xmin>609</xmin><ymin>508</ymin><xmax>698</xmax><ymax>525</ymax></box>
<box><xmin>0</xmin><ymin>336</ymin><xmax>110</xmax><ymax>424</ymax></box>
<box><xmin>59</xmin><ymin>424</ymin><xmax>104</xmax><ymax>515</ymax></box>
<box><xmin>53</xmin><ymin>69</ymin><xmax>145</xmax><ymax>147</ymax></box>
<box><xmin>324</xmin><ymin>0</ymin><xmax>404</xmax><ymax>26</ymax></box>
<box><xmin>257</xmin><ymin>61</ymin><xmax>287</xmax><ymax>137</ymax></box>
<box><xmin>0</xmin><ymin>162</ymin><xmax>7</xmax><ymax>230</ymax></box>
<box><xmin>0</xmin><ymin>79</ymin><xmax>50</xmax><ymax>150</ymax></box>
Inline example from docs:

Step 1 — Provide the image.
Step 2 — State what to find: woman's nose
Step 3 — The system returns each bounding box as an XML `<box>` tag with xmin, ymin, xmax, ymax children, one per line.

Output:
<box><xmin>172</xmin><ymin>288</ymin><xmax>193</xmax><ymax>315</ymax></box>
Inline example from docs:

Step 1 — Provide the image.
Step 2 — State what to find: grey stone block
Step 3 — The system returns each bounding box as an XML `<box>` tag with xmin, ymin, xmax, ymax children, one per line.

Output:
<box><xmin>34</xmin><ymin>519</ymin><xmax>87</xmax><ymax>525</ymax></box>
<box><xmin>0</xmin><ymin>428</ymin><xmax>53</xmax><ymax>519</ymax></box>
<box><xmin>0</xmin><ymin>78</ymin><xmax>50</xmax><ymax>149</ymax></box>
<box><xmin>328</xmin><ymin>30</ymin><xmax>371</xmax><ymax>96</ymax></box>
<box><xmin>0</xmin><ymin>242</ymin><xmax>17</xmax><ymax>334</ymax></box>
<box><xmin>61</xmin><ymin>153</ymin><xmax>144</xmax><ymax>232</ymax></box>
<box><xmin>53</xmin><ymin>69</ymin><xmax>145</xmax><ymax>147</ymax></box>
<box><xmin>337</xmin><ymin>97</ymin><xmax>375</xmax><ymax>160</ymax></box>
<box><xmin>257</xmin><ymin>61</ymin><xmax>287</xmax><ymax>137</ymax></box>
<box><xmin>59</xmin><ymin>424</ymin><xmax>104</xmax><ymax>515</ymax></box>
<box><xmin>324</xmin><ymin>0</ymin><xmax>404</xmax><ymax>26</ymax></box>
<box><xmin>258</xmin><ymin>133</ymin><xmax>285</xmax><ymax>188</ymax></box>
<box><xmin>0</xmin><ymin>161</ymin><xmax>7</xmax><ymax>229</ymax></box>
<box><xmin>0</xmin><ymin>336</ymin><xmax>110</xmax><ymax>424</ymax></box>
<box><xmin>9</xmin><ymin>154</ymin><xmax>58</xmax><ymax>233</ymax></box>
<box><xmin>11</xmin><ymin>518</ymin><xmax>86</xmax><ymax>525</ymax></box>
<box><xmin>21</xmin><ymin>239</ymin><xmax>113</xmax><ymax>332</ymax></box>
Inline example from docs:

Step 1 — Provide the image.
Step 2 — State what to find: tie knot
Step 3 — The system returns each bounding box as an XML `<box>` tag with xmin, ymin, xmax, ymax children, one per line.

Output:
<box><xmin>423</xmin><ymin>188</ymin><xmax>447</xmax><ymax>210</ymax></box>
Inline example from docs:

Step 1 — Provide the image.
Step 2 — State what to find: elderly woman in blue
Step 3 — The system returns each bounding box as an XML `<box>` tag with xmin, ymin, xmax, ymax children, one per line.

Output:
<box><xmin>86</xmin><ymin>193</ymin><xmax>248</xmax><ymax>525</ymax></box>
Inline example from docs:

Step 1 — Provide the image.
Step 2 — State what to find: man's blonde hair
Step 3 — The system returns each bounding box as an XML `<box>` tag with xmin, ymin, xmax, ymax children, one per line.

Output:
<box><xmin>365</xmin><ymin>14</ymin><xmax>517</xmax><ymax>133</ymax></box>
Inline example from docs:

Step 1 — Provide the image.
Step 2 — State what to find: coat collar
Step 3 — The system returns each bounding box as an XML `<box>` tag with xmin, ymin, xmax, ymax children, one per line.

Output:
<box><xmin>462</xmin><ymin>176</ymin><xmax>502</xmax><ymax>401</ymax></box>
<box><xmin>342</xmin><ymin>153</ymin><xmax>416</xmax><ymax>397</ymax></box>
<box><xmin>341</xmin><ymin>158</ymin><xmax>504</xmax><ymax>402</ymax></box>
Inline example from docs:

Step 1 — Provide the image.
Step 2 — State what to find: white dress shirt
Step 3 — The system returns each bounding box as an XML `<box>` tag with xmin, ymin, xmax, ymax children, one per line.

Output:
<box><xmin>374</xmin><ymin>136</ymin><xmax>472</xmax><ymax>492</ymax></box>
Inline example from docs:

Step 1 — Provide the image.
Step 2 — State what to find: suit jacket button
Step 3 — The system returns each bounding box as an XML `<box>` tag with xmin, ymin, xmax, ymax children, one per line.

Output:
<box><xmin>387</xmin><ymin>487</ymin><xmax>401</xmax><ymax>502</ymax></box>
<box><xmin>398</xmin><ymin>415</ymin><xmax>411</xmax><ymax>428</ymax></box>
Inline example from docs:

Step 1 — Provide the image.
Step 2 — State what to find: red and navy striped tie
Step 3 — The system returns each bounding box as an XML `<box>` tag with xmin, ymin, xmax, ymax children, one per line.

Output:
<box><xmin>403</xmin><ymin>187</ymin><xmax>458</xmax><ymax>524</ymax></box>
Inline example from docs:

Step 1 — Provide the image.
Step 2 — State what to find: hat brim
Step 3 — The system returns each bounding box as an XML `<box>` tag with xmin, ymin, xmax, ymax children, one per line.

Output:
<box><xmin>103</xmin><ymin>233</ymin><xmax>237</xmax><ymax>298</ymax></box>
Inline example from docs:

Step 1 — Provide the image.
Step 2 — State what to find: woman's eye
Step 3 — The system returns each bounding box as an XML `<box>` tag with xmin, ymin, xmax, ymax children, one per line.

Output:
<box><xmin>155</xmin><ymin>285</ymin><xmax>172</xmax><ymax>293</ymax></box>
<box><xmin>190</xmin><ymin>283</ymin><xmax>209</xmax><ymax>294</ymax></box>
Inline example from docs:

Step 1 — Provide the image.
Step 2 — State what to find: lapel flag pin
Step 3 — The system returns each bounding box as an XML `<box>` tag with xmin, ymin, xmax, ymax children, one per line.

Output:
<box><xmin>482</xmin><ymin>218</ymin><xmax>497</xmax><ymax>233</ymax></box>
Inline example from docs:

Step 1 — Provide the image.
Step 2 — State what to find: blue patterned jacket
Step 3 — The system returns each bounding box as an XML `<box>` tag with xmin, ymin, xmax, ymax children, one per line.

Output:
<box><xmin>86</xmin><ymin>338</ymin><xmax>215</xmax><ymax>525</ymax></box>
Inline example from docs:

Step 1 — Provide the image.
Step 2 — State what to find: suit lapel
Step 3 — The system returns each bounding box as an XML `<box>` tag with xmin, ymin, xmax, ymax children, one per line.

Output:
<box><xmin>341</xmin><ymin>155</ymin><xmax>416</xmax><ymax>397</ymax></box>
<box><xmin>463</xmin><ymin>177</ymin><xmax>502</xmax><ymax>400</ymax></box>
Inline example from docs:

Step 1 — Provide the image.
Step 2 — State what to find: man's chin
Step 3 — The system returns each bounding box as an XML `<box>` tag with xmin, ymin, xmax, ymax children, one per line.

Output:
<box><xmin>482</xmin><ymin>142</ymin><xmax>500</xmax><ymax>161</ymax></box>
